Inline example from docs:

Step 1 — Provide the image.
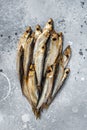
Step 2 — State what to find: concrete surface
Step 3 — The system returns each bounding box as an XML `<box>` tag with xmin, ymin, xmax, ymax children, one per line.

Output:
<box><xmin>0</xmin><ymin>0</ymin><xmax>87</xmax><ymax>130</ymax></box>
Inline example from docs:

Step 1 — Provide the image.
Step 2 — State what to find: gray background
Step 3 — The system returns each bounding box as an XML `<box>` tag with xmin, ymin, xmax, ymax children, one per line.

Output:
<box><xmin>0</xmin><ymin>0</ymin><xmax>87</xmax><ymax>130</ymax></box>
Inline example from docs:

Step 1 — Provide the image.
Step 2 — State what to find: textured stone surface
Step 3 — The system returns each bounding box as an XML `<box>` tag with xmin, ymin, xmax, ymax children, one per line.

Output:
<box><xmin>0</xmin><ymin>0</ymin><xmax>87</xmax><ymax>130</ymax></box>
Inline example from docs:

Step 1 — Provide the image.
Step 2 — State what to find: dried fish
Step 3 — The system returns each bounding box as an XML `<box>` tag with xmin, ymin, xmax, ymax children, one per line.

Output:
<box><xmin>16</xmin><ymin>26</ymin><xmax>31</xmax><ymax>76</ymax></box>
<box><xmin>16</xmin><ymin>19</ymin><xmax>72</xmax><ymax>118</ymax></box>
<box><xmin>52</xmin><ymin>45</ymin><xmax>71</xmax><ymax>97</ymax></box>
<box><xmin>47</xmin><ymin>45</ymin><xmax>71</xmax><ymax>105</ymax></box>
<box><xmin>33</xmin><ymin>31</ymin><xmax>50</xmax><ymax>89</ymax></box>
<box><xmin>48</xmin><ymin>68</ymin><xmax>70</xmax><ymax>105</ymax></box>
<box><xmin>23</xmin><ymin>34</ymin><xmax>34</xmax><ymax>77</ymax></box>
<box><xmin>22</xmin><ymin>64</ymin><xmax>40</xmax><ymax>118</ymax></box>
<box><xmin>23</xmin><ymin>25</ymin><xmax>42</xmax><ymax>78</ymax></box>
<box><xmin>37</xmin><ymin>65</ymin><xmax>55</xmax><ymax>109</ymax></box>
<box><xmin>33</xmin><ymin>19</ymin><xmax>53</xmax><ymax>89</ymax></box>
<box><xmin>27</xmin><ymin>65</ymin><xmax>39</xmax><ymax>108</ymax></box>
<box><xmin>62</xmin><ymin>45</ymin><xmax>71</xmax><ymax>68</ymax></box>
<box><xmin>44</xmin><ymin>32</ymin><xmax>63</xmax><ymax>76</ymax></box>
<box><xmin>17</xmin><ymin>26</ymin><xmax>32</xmax><ymax>50</ymax></box>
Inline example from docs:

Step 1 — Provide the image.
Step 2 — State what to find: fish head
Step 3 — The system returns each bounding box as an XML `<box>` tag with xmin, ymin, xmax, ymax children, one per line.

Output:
<box><xmin>51</xmin><ymin>32</ymin><xmax>59</xmax><ymax>43</ymax></box>
<box><xmin>35</xmin><ymin>24</ymin><xmax>42</xmax><ymax>39</ymax></box>
<box><xmin>64</xmin><ymin>45</ymin><xmax>71</xmax><ymax>59</ymax></box>
<box><xmin>35</xmin><ymin>24</ymin><xmax>42</xmax><ymax>32</ymax></box>
<box><xmin>43</xmin><ymin>18</ymin><xmax>53</xmax><ymax>31</ymax></box>
<box><xmin>24</xmin><ymin>26</ymin><xmax>31</xmax><ymax>38</ymax></box>
<box><xmin>64</xmin><ymin>68</ymin><xmax>70</xmax><ymax>78</ymax></box>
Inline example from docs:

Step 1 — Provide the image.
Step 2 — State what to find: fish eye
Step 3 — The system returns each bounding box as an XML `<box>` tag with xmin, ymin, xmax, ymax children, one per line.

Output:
<box><xmin>66</xmin><ymin>70</ymin><xmax>69</xmax><ymax>74</ymax></box>
<box><xmin>42</xmin><ymin>46</ymin><xmax>45</xmax><ymax>49</ymax></box>
<box><xmin>47</xmin><ymin>69</ymin><xmax>51</xmax><ymax>73</ymax></box>
<box><xmin>48</xmin><ymin>21</ymin><xmax>51</xmax><ymax>24</ymax></box>
<box><xmin>52</xmin><ymin>38</ymin><xmax>57</xmax><ymax>41</ymax></box>
<box><xmin>66</xmin><ymin>54</ymin><xmax>69</xmax><ymax>58</ymax></box>
<box><xmin>26</xmin><ymin>30</ymin><xmax>29</xmax><ymax>33</ymax></box>
<box><xmin>36</xmin><ymin>28</ymin><xmax>39</xmax><ymax>31</ymax></box>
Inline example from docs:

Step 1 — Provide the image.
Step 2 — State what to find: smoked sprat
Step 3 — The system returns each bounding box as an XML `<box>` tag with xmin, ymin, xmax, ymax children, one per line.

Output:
<box><xmin>16</xmin><ymin>18</ymin><xmax>71</xmax><ymax>119</ymax></box>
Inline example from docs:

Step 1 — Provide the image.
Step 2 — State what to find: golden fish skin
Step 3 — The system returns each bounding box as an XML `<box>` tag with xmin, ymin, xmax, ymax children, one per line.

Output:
<box><xmin>16</xmin><ymin>26</ymin><xmax>31</xmax><ymax>76</ymax></box>
<box><xmin>22</xmin><ymin>64</ymin><xmax>40</xmax><ymax>118</ymax></box>
<box><xmin>33</xmin><ymin>19</ymin><xmax>53</xmax><ymax>89</ymax></box>
<box><xmin>16</xmin><ymin>19</ymin><xmax>72</xmax><ymax>118</ymax></box>
<box><xmin>23</xmin><ymin>35</ymin><xmax>34</xmax><ymax>78</ymax></box>
<box><xmin>33</xmin><ymin>18</ymin><xmax>53</xmax><ymax>58</ymax></box>
<box><xmin>16</xmin><ymin>46</ymin><xmax>24</xmax><ymax>89</ymax></box>
<box><xmin>62</xmin><ymin>45</ymin><xmax>71</xmax><ymax>68</ymax></box>
<box><xmin>52</xmin><ymin>45</ymin><xmax>71</xmax><ymax>98</ymax></box>
<box><xmin>43</xmin><ymin>18</ymin><xmax>53</xmax><ymax>32</ymax></box>
<box><xmin>17</xmin><ymin>26</ymin><xmax>32</xmax><ymax>50</ymax></box>
<box><xmin>47</xmin><ymin>68</ymin><xmax>70</xmax><ymax>106</ymax></box>
<box><xmin>37</xmin><ymin>66</ymin><xmax>55</xmax><ymax>109</ymax></box>
<box><xmin>27</xmin><ymin>64</ymin><xmax>39</xmax><ymax>108</ymax></box>
<box><xmin>47</xmin><ymin>45</ymin><xmax>71</xmax><ymax>105</ymax></box>
<box><xmin>23</xmin><ymin>25</ymin><xmax>42</xmax><ymax>78</ymax></box>
<box><xmin>44</xmin><ymin>32</ymin><xmax>63</xmax><ymax>77</ymax></box>
<box><xmin>34</xmin><ymin>24</ymin><xmax>42</xmax><ymax>40</ymax></box>
<box><xmin>22</xmin><ymin>77</ymin><xmax>31</xmax><ymax>104</ymax></box>
<box><xmin>33</xmin><ymin>30</ymin><xmax>50</xmax><ymax>88</ymax></box>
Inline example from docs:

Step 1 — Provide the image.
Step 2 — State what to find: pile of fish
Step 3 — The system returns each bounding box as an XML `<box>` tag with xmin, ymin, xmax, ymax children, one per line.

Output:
<box><xmin>16</xmin><ymin>18</ymin><xmax>71</xmax><ymax>119</ymax></box>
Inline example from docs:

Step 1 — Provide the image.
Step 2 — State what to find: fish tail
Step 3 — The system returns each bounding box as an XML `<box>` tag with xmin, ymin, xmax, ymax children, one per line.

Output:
<box><xmin>32</xmin><ymin>107</ymin><xmax>41</xmax><ymax>119</ymax></box>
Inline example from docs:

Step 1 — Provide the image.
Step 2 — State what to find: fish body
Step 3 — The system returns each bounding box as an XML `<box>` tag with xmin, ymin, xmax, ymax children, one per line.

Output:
<box><xmin>23</xmin><ymin>35</ymin><xmax>34</xmax><ymax>77</ymax></box>
<box><xmin>16</xmin><ymin>26</ymin><xmax>31</xmax><ymax>77</ymax></box>
<box><xmin>62</xmin><ymin>45</ymin><xmax>71</xmax><ymax>68</ymax></box>
<box><xmin>17</xmin><ymin>26</ymin><xmax>32</xmax><ymax>50</ymax></box>
<box><xmin>44</xmin><ymin>32</ymin><xmax>63</xmax><ymax>76</ymax></box>
<box><xmin>33</xmin><ymin>19</ymin><xmax>53</xmax><ymax>87</ymax></box>
<box><xmin>33</xmin><ymin>30</ymin><xmax>50</xmax><ymax>87</ymax></box>
<box><xmin>27</xmin><ymin>65</ymin><xmax>39</xmax><ymax>108</ymax></box>
<box><xmin>23</xmin><ymin>25</ymin><xmax>42</xmax><ymax>78</ymax></box>
<box><xmin>37</xmin><ymin>65</ymin><xmax>55</xmax><ymax>109</ymax></box>
<box><xmin>47</xmin><ymin>68</ymin><xmax>70</xmax><ymax>105</ymax></box>
<box><xmin>47</xmin><ymin>45</ymin><xmax>71</xmax><ymax>105</ymax></box>
<box><xmin>52</xmin><ymin>45</ymin><xmax>71</xmax><ymax>97</ymax></box>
